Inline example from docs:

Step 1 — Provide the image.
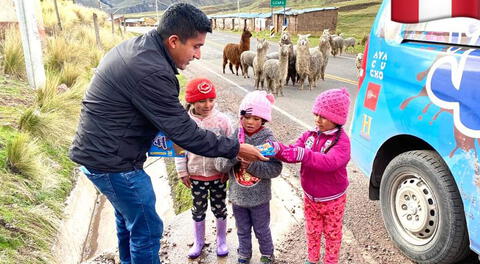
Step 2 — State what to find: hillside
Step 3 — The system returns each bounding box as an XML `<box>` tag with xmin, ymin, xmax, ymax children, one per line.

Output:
<box><xmin>76</xmin><ymin>0</ymin><xmax>241</xmax><ymax>14</ymax></box>
<box><xmin>76</xmin><ymin>0</ymin><xmax>379</xmax><ymax>15</ymax></box>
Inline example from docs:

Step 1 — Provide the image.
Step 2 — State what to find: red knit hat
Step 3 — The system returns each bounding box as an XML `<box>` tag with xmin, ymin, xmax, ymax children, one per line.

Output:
<box><xmin>185</xmin><ymin>78</ymin><xmax>217</xmax><ymax>103</ymax></box>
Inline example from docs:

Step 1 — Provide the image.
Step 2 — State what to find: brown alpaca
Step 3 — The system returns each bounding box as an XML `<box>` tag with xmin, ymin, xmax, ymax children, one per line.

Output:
<box><xmin>222</xmin><ymin>29</ymin><xmax>252</xmax><ymax>76</ymax></box>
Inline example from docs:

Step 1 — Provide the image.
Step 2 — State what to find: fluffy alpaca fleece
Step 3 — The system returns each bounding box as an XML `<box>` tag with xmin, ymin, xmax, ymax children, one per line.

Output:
<box><xmin>280</xmin><ymin>31</ymin><xmax>297</xmax><ymax>86</ymax></box>
<box><xmin>318</xmin><ymin>31</ymin><xmax>332</xmax><ymax>81</ymax></box>
<box><xmin>252</xmin><ymin>38</ymin><xmax>269</xmax><ymax>90</ymax></box>
<box><xmin>263</xmin><ymin>43</ymin><xmax>290</xmax><ymax>96</ymax></box>
<box><xmin>355</xmin><ymin>52</ymin><xmax>364</xmax><ymax>78</ymax></box>
<box><xmin>240</xmin><ymin>50</ymin><xmax>256</xmax><ymax>78</ymax></box>
<box><xmin>223</xmin><ymin>29</ymin><xmax>252</xmax><ymax>75</ymax></box>
<box><xmin>343</xmin><ymin>37</ymin><xmax>356</xmax><ymax>52</ymax></box>
<box><xmin>295</xmin><ymin>34</ymin><xmax>311</xmax><ymax>90</ymax></box>
<box><xmin>330</xmin><ymin>35</ymin><xmax>344</xmax><ymax>57</ymax></box>
<box><xmin>308</xmin><ymin>47</ymin><xmax>324</xmax><ymax>89</ymax></box>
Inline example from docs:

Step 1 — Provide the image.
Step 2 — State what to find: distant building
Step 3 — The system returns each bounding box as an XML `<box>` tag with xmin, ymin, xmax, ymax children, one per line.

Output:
<box><xmin>273</xmin><ymin>7</ymin><xmax>338</xmax><ymax>35</ymax></box>
<box><xmin>0</xmin><ymin>0</ymin><xmax>46</xmax><ymax>40</ymax></box>
<box><xmin>123</xmin><ymin>18</ymin><xmax>145</xmax><ymax>27</ymax></box>
<box><xmin>108</xmin><ymin>14</ymin><xmax>125</xmax><ymax>24</ymax></box>
<box><xmin>0</xmin><ymin>0</ymin><xmax>18</xmax><ymax>31</ymax></box>
<box><xmin>209</xmin><ymin>7</ymin><xmax>338</xmax><ymax>35</ymax></box>
<box><xmin>210</xmin><ymin>13</ymin><xmax>272</xmax><ymax>32</ymax></box>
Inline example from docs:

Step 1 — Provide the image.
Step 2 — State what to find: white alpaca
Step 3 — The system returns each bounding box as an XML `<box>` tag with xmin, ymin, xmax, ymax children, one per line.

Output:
<box><xmin>252</xmin><ymin>38</ymin><xmax>269</xmax><ymax>90</ymax></box>
<box><xmin>295</xmin><ymin>34</ymin><xmax>311</xmax><ymax>90</ymax></box>
<box><xmin>240</xmin><ymin>51</ymin><xmax>256</xmax><ymax>78</ymax></box>
<box><xmin>263</xmin><ymin>44</ymin><xmax>291</xmax><ymax>96</ymax></box>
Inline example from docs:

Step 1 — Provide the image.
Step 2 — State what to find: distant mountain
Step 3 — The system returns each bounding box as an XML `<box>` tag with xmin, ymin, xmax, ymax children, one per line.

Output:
<box><xmin>75</xmin><ymin>0</ymin><xmax>238</xmax><ymax>14</ymax></box>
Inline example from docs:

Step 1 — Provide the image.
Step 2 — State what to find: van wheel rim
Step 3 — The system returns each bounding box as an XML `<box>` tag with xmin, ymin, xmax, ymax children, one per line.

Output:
<box><xmin>391</xmin><ymin>173</ymin><xmax>439</xmax><ymax>245</ymax></box>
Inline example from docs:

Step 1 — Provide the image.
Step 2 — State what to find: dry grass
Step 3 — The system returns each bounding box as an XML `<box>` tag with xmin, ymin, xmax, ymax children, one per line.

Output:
<box><xmin>0</xmin><ymin>26</ymin><xmax>25</xmax><ymax>78</ymax></box>
<box><xmin>38</xmin><ymin>71</ymin><xmax>85</xmax><ymax>115</ymax></box>
<box><xmin>5</xmin><ymin>133</ymin><xmax>46</xmax><ymax>181</ymax></box>
<box><xmin>0</xmin><ymin>1</ymin><xmax>141</xmax><ymax>263</ymax></box>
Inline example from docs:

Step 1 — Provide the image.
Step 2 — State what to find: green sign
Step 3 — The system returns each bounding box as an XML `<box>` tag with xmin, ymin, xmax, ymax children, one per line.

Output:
<box><xmin>271</xmin><ymin>0</ymin><xmax>286</xmax><ymax>7</ymax></box>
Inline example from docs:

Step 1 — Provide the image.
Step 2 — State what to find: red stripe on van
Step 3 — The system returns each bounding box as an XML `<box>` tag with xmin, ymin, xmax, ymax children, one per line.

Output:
<box><xmin>392</xmin><ymin>0</ymin><xmax>419</xmax><ymax>23</ymax></box>
<box><xmin>452</xmin><ymin>0</ymin><xmax>480</xmax><ymax>19</ymax></box>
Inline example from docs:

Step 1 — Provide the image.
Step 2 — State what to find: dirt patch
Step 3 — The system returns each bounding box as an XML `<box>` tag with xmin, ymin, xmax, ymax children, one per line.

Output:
<box><xmin>0</xmin><ymin>94</ymin><xmax>33</xmax><ymax>107</ymax></box>
<box><xmin>0</xmin><ymin>76</ymin><xmax>35</xmax><ymax>108</ymax></box>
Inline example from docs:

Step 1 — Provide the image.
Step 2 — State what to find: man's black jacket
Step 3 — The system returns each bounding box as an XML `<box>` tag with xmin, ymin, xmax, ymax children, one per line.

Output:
<box><xmin>69</xmin><ymin>30</ymin><xmax>239</xmax><ymax>172</ymax></box>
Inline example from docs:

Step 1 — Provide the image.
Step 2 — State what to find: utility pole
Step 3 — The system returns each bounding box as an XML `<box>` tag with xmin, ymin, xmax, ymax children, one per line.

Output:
<box><xmin>92</xmin><ymin>13</ymin><xmax>103</xmax><ymax>49</ymax></box>
<box><xmin>155</xmin><ymin>0</ymin><xmax>159</xmax><ymax>25</ymax></box>
<box><xmin>13</xmin><ymin>0</ymin><xmax>46</xmax><ymax>89</ymax></box>
<box><xmin>111</xmin><ymin>13</ymin><xmax>114</xmax><ymax>35</ymax></box>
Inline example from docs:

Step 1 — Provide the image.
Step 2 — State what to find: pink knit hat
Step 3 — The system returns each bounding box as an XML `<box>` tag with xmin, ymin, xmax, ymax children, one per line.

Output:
<box><xmin>239</xmin><ymin>91</ymin><xmax>275</xmax><ymax>122</ymax></box>
<box><xmin>312</xmin><ymin>87</ymin><xmax>351</xmax><ymax>125</ymax></box>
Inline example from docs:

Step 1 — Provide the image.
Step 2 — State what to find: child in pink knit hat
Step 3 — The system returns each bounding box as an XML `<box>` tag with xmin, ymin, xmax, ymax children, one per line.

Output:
<box><xmin>215</xmin><ymin>90</ymin><xmax>282</xmax><ymax>264</ymax></box>
<box><xmin>271</xmin><ymin>87</ymin><xmax>351</xmax><ymax>264</ymax></box>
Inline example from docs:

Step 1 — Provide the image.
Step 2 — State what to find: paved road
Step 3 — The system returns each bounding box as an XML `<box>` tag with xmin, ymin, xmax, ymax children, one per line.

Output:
<box><xmin>122</xmin><ymin>27</ymin><xmax>479</xmax><ymax>264</ymax></box>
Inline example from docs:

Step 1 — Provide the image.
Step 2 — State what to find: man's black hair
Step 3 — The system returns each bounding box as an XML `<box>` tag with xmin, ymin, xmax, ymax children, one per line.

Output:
<box><xmin>157</xmin><ymin>3</ymin><xmax>212</xmax><ymax>42</ymax></box>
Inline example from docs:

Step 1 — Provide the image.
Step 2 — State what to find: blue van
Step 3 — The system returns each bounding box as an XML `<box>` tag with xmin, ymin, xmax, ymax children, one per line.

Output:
<box><xmin>351</xmin><ymin>0</ymin><xmax>480</xmax><ymax>263</ymax></box>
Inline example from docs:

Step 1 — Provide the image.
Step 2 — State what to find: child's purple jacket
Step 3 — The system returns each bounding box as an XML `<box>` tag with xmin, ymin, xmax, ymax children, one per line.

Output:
<box><xmin>276</xmin><ymin>128</ymin><xmax>351</xmax><ymax>200</ymax></box>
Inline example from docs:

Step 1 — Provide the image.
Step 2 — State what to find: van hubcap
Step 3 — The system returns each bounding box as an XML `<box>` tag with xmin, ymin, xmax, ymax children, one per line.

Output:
<box><xmin>392</xmin><ymin>174</ymin><xmax>439</xmax><ymax>245</ymax></box>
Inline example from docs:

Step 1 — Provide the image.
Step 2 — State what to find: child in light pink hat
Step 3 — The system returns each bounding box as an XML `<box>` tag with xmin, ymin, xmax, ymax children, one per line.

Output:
<box><xmin>215</xmin><ymin>90</ymin><xmax>282</xmax><ymax>264</ymax></box>
<box><xmin>271</xmin><ymin>87</ymin><xmax>351</xmax><ymax>264</ymax></box>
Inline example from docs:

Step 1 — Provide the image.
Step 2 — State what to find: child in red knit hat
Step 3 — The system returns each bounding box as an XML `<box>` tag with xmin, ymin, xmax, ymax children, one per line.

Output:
<box><xmin>271</xmin><ymin>87</ymin><xmax>351</xmax><ymax>264</ymax></box>
<box><xmin>175</xmin><ymin>77</ymin><xmax>232</xmax><ymax>259</ymax></box>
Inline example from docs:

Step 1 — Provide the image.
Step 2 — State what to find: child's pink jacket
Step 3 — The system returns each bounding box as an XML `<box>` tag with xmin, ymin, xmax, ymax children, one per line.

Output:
<box><xmin>175</xmin><ymin>107</ymin><xmax>232</xmax><ymax>179</ymax></box>
<box><xmin>276</xmin><ymin>128</ymin><xmax>351</xmax><ymax>200</ymax></box>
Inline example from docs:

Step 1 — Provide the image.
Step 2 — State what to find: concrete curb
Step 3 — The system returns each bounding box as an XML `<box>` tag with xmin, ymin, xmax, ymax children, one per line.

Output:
<box><xmin>52</xmin><ymin>171</ymin><xmax>99</xmax><ymax>264</ymax></box>
<box><xmin>52</xmin><ymin>157</ymin><xmax>173</xmax><ymax>264</ymax></box>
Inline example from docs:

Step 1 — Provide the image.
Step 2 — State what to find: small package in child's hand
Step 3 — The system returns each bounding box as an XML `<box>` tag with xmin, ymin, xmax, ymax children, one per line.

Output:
<box><xmin>255</xmin><ymin>142</ymin><xmax>276</xmax><ymax>156</ymax></box>
<box><xmin>148</xmin><ymin>131</ymin><xmax>186</xmax><ymax>157</ymax></box>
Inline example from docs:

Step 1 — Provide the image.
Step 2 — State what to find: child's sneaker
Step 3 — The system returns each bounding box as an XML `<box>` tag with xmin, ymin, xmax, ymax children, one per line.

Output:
<box><xmin>237</xmin><ymin>255</ymin><xmax>250</xmax><ymax>264</ymax></box>
<box><xmin>260</xmin><ymin>254</ymin><xmax>275</xmax><ymax>263</ymax></box>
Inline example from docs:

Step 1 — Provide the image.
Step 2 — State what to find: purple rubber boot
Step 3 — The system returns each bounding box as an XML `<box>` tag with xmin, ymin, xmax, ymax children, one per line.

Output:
<box><xmin>188</xmin><ymin>220</ymin><xmax>205</xmax><ymax>259</ymax></box>
<box><xmin>216</xmin><ymin>218</ymin><xmax>229</xmax><ymax>257</ymax></box>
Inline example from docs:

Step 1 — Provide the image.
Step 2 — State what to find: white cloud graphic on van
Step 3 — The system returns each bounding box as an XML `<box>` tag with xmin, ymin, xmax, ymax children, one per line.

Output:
<box><xmin>426</xmin><ymin>49</ymin><xmax>480</xmax><ymax>138</ymax></box>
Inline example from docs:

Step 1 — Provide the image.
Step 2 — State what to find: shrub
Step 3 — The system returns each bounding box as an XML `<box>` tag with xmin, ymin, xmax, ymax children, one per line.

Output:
<box><xmin>18</xmin><ymin>107</ymin><xmax>75</xmax><ymax>148</ymax></box>
<box><xmin>1</xmin><ymin>26</ymin><xmax>25</xmax><ymax>78</ymax></box>
<box><xmin>5</xmin><ymin>133</ymin><xmax>46</xmax><ymax>181</ymax></box>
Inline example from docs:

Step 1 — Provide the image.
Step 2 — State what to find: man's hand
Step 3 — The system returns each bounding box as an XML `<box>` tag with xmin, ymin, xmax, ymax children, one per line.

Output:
<box><xmin>238</xmin><ymin>143</ymin><xmax>269</xmax><ymax>162</ymax></box>
<box><xmin>238</xmin><ymin>157</ymin><xmax>251</xmax><ymax>169</ymax></box>
<box><xmin>180</xmin><ymin>176</ymin><xmax>192</xmax><ymax>188</ymax></box>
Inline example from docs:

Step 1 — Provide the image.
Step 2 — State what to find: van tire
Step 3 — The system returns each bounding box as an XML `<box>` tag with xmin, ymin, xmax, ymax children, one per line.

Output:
<box><xmin>380</xmin><ymin>150</ymin><xmax>470</xmax><ymax>264</ymax></box>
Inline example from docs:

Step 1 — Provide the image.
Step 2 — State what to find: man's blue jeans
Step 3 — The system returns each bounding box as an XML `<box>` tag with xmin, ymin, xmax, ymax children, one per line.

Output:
<box><xmin>82</xmin><ymin>167</ymin><xmax>163</xmax><ymax>264</ymax></box>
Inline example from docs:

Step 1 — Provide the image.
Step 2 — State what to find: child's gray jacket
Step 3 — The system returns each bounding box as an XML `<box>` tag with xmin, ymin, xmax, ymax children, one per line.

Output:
<box><xmin>215</xmin><ymin>127</ymin><xmax>282</xmax><ymax>208</ymax></box>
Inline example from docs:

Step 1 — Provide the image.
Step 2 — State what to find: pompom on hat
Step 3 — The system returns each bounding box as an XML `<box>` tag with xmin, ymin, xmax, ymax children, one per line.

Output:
<box><xmin>185</xmin><ymin>78</ymin><xmax>216</xmax><ymax>103</ymax></box>
<box><xmin>239</xmin><ymin>91</ymin><xmax>275</xmax><ymax>122</ymax></box>
<box><xmin>312</xmin><ymin>87</ymin><xmax>351</xmax><ymax>125</ymax></box>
